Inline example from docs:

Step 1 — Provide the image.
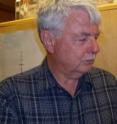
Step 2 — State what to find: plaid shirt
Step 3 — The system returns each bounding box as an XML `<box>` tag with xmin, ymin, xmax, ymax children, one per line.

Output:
<box><xmin>0</xmin><ymin>59</ymin><xmax>117</xmax><ymax>124</ymax></box>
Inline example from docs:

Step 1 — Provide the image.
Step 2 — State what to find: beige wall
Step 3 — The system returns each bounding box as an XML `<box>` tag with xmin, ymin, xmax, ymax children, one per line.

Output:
<box><xmin>0</xmin><ymin>18</ymin><xmax>46</xmax><ymax>81</ymax></box>
<box><xmin>94</xmin><ymin>4</ymin><xmax>117</xmax><ymax>77</ymax></box>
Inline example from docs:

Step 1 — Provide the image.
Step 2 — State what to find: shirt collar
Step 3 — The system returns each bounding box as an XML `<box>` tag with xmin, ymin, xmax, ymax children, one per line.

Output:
<box><xmin>77</xmin><ymin>73</ymin><xmax>93</xmax><ymax>92</ymax></box>
<box><xmin>41</xmin><ymin>58</ymin><xmax>58</xmax><ymax>89</ymax></box>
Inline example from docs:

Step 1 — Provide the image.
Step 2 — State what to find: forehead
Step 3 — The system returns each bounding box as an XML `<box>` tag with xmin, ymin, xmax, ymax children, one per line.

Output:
<box><xmin>66</xmin><ymin>9</ymin><xmax>90</xmax><ymax>26</ymax></box>
<box><xmin>63</xmin><ymin>9</ymin><xmax>99</xmax><ymax>34</ymax></box>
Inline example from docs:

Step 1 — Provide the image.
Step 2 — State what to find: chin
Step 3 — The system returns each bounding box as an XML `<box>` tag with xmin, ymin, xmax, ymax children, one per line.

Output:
<box><xmin>81</xmin><ymin>65</ymin><xmax>93</xmax><ymax>73</ymax></box>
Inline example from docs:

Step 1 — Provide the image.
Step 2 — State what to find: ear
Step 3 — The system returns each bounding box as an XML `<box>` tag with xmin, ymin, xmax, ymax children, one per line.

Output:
<box><xmin>40</xmin><ymin>30</ymin><xmax>55</xmax><ymax>53</ymax></box>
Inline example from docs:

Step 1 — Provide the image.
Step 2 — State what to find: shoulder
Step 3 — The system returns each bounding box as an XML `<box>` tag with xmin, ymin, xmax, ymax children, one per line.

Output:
<box><xmin>0</xmin><ymin>63</ymin><xmax>48</xmax><ymax>101</ymax></box>
<box><xmin>89</xmin><ymin>67</ymin><xmax>116</xmax><ymax>79</ymax></box>
<box><xmin>88</xmin><ymin>67</ymin><xmax>117</xmax><ymax>88</ymax></box>
<box><xmin>0</xmin><ymin>64</ymin><xmax>44</xmax><ymax>85</ymax></box>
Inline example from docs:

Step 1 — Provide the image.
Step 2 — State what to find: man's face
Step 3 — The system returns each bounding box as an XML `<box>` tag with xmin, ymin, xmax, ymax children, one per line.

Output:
<box><xmin>51</xmin><ymin>9</ymin><xmax>100</xmax><ymax>78</ymax></box>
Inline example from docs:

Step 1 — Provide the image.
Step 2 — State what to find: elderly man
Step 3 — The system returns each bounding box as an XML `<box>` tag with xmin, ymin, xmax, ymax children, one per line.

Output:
<box><xmin>0</xmin><ymin>0</ymin><xmax>117</xmax><ymax>124</ymax></box>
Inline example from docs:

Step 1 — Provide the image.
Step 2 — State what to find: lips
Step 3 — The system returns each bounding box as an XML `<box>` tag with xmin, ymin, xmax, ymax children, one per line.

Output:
<box><xmin>83</xmin><ymin>59</ymin><xmax>95</xmax><ymax>65</ymax></box>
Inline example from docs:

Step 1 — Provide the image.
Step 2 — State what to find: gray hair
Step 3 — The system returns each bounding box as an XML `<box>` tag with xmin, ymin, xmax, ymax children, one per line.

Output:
<box><xmin>37</xmin><ymin>0</ymin><xmax>101</xmax><ymax>36</ymax></box>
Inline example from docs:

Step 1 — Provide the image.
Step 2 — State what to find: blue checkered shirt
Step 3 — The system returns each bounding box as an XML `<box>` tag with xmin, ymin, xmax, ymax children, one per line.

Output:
<box><xmin>0</xmin><ymin>59</ymin><xmax>117</xmax><ymax>124</ymax></box>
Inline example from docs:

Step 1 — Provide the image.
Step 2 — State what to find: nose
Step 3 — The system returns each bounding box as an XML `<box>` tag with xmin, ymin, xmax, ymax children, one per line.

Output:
<box><xmin>90</xmin><ymin>36</ymin><xmax>100</xmax><ymax>53</ymax></box>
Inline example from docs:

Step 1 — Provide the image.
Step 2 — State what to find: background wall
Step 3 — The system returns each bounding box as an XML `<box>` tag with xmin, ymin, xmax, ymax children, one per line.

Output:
<box><xmin>0</xmin><ymin>19</ymin><xmax>46</xmax><ymax>81</ymax></box>
<box><xmin>94</xmin><ymin>4</ymin><xmax>117</xmax><ymax>77</ymax></box>
<box><xmin>0</xmin><ymin>3</ymin><xmax>117</xmax><ymax>81</ymax></box>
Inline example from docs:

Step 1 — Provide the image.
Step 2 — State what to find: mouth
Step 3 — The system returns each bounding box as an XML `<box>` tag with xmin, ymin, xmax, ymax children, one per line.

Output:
<box><xmin>84</xmin><ymin>59</ymin><xmax>95</xmax><ymax>64</ymax></box>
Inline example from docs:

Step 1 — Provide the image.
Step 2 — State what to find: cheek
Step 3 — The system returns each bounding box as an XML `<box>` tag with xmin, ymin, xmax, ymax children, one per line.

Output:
<box><xmin>54</xmin><ymin>42</ymin><xmax>74</xmax><ymax>64</ymax></box>
<box><xmin>71</xmin><ymin>45</ymin><xmax>88</xmax><ymax>60</ymax></box>
<box><xmin>54</xmin><ymin>39</ymin><xmax>88</xmax><ymax>63</ymax></box>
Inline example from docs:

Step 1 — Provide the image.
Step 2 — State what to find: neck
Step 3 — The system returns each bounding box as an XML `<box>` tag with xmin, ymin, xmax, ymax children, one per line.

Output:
<box><xmin>47</xmin><ymin>58</ymin><xmax>80</xmax><ymax>96</ymax></box>
<box><xmin>57</xmin><ymin>78</ymin><xmax>79</xmax><ymax>96</ymax></box>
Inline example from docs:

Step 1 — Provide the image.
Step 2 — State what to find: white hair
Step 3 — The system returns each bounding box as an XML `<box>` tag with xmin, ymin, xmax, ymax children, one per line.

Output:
<box><xmin>37</xmin><ymin>0</ymin><xmax>101</xmax><ymax>36</ymax></box>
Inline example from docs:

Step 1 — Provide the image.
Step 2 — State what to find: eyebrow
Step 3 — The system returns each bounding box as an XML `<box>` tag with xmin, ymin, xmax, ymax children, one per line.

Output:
<box><xmin>73</xmin><ymin>31</ymin><xmax>100</xmax><ymax>37</ymax></box>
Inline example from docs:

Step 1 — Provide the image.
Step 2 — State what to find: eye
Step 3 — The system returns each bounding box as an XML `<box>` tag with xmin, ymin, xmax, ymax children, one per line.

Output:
<box><xmin>73</xmin><ymin>35</ymin><xmax>88</xmax><ymax>42</ymax></box>
<box><xmin>78</xmin><ymin>36</ymin><xmax>88</xmax><ymax>42</ymax></box>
